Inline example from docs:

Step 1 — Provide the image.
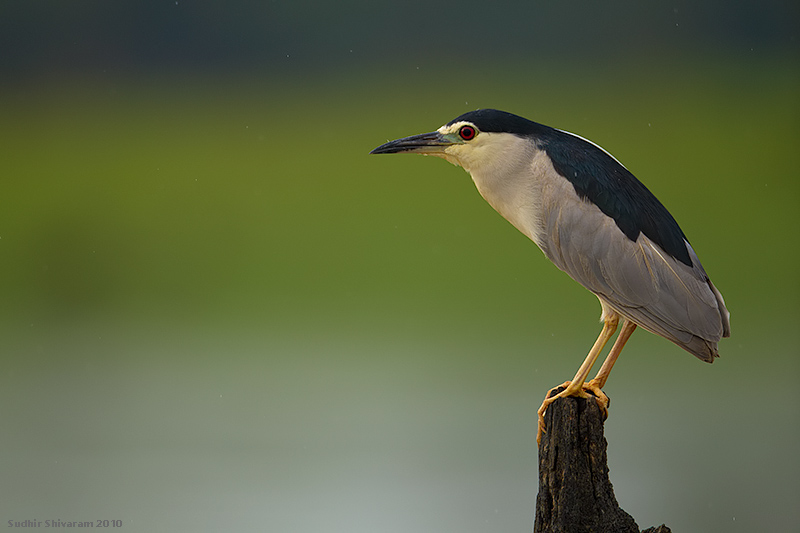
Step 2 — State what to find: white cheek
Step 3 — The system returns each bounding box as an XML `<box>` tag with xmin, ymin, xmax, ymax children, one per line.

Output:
<box><xmin>457</xmin><ymin>134</ymin><xmax>523</xmax><ymax>174</ymax></box>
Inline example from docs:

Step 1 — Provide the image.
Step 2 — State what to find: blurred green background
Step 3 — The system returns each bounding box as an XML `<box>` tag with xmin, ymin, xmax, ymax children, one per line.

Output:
<box><xmin>1</xmin><ymin>2</ymin><xmax>798</xmax><ymax>532</ymax></box>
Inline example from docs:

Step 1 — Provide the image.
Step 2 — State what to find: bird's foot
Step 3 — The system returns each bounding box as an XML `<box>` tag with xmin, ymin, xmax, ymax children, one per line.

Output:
<box><xmin>583</xmin><ymin>378</ymin><xmax>610</xmax><ymax>414</ymax></box>
<box><xmin>536</xmin><ymin>380</ymin><xmax>610</xmax><ymax>445</ymax></box>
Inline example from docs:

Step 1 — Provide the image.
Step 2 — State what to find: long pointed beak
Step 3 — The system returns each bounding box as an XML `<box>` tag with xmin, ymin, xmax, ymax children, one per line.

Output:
<box><xmin>370</xmin><ymin>131</ymin><xmax>454</xmax><ymax>155</ymax></box>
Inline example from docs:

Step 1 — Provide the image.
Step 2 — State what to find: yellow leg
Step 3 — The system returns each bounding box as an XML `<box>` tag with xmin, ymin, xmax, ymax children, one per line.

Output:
<box><xmin>586</xmin><ymin>319</ymin><xmax>637</xmax><ymax>395</ymax></box>
<box><xmin>536</xmin><ymin>312</ymin><xmax>619</xmax><ymax>444</ymax></box>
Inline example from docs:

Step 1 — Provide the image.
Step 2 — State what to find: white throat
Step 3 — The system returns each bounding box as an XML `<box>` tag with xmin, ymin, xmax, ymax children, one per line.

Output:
<box><xmin>443</xmin><ymin>133</ymin><xmax>548</xmax><ymax>247</ymax></box>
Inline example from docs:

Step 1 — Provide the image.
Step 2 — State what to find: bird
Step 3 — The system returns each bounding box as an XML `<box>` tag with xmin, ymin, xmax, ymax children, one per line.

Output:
<box><xmin>370</xmin><ymin>109</ymin><xmax>730</xmax><ymax>443</ymax></box>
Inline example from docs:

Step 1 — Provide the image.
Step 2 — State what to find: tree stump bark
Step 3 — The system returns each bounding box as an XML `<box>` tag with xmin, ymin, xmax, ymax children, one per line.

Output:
<box><xmin>534</xmin><ymin>388</ymin><xmax>671</xmax><ymax>533</ymax></box>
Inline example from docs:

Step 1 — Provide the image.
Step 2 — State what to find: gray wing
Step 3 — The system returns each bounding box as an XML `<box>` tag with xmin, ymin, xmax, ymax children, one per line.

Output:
<box><xmin>538</xmin><ymin>190</ymin><xmax>730</xmax><ymax>362</ymax></box>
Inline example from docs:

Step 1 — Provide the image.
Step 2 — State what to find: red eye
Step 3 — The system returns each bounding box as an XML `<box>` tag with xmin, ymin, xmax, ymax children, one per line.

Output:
<box><xmin>459</xmin><ymin>125</ymin><xmax>476</xmax><ymax>140</ymax></box>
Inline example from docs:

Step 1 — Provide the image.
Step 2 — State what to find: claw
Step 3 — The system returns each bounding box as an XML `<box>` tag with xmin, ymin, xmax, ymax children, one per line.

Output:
<box><xmin>536</xmin><ymin>381</ymin><xmax>610</xmax><ymax>444</ymax></box>
<box><xmin>584</xmin><ymin>378</ymin><xmax>610</xmax><ymax>416</ymax></box>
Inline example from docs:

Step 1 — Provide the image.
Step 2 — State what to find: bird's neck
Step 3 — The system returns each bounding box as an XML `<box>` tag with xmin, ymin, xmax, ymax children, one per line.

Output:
<box><xmin>466</xmin><ymin>148</ymin><xmax>551</xmax><ymax>250</ymax></box>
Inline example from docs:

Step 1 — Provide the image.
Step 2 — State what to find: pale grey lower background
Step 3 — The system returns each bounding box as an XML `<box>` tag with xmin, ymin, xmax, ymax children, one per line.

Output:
<box><xmin>2</xmin><ymin>314</ymin><xmax>797</xmax><ymax>533</ymax></box>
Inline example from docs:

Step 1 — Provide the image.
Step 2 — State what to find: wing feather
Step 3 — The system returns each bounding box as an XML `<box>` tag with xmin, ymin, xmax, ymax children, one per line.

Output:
<box><xmin>539</xmin><ymin>184</ymin><xmax>728</xmax><ymax>362</ymax></box>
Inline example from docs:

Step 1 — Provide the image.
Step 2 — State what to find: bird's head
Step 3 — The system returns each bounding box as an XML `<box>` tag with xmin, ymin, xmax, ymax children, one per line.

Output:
<box><xmin>370</xmin><ymin>109</ymin><xmax>543</xmax><ymax>175</ymax></box>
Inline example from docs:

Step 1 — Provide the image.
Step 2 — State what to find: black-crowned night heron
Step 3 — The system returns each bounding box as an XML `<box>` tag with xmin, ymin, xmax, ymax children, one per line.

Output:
<box><xmin>370</xmin><ymin>109</ymin><xmax>730</xmax><ymax>443</ymax></box>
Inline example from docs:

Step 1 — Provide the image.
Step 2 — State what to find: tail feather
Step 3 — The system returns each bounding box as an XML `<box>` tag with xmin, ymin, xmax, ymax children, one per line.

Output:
<box><xmin>676</xmin><ymin>335</ymin><xmax>719</xmax><ymax>363</ymax></box>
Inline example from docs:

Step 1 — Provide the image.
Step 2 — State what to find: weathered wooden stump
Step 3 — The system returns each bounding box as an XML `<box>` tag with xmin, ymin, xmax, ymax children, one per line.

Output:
<box><xmin>534</xmin><ymin>388</ymin><xmax>671</xmax><ymax>533</ymax></box>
